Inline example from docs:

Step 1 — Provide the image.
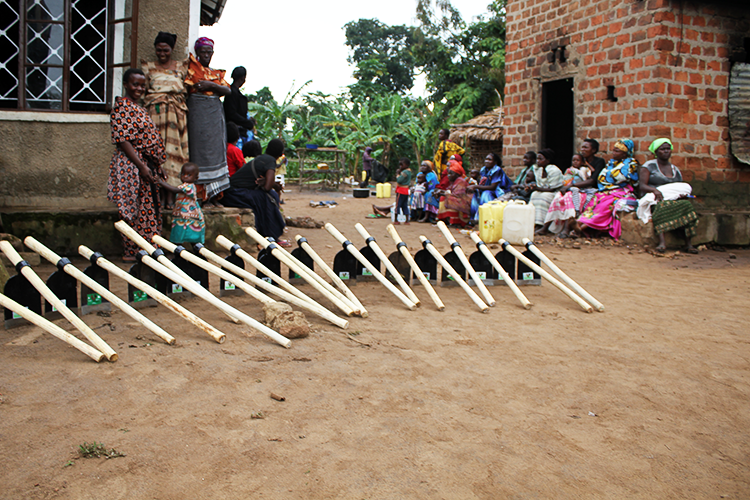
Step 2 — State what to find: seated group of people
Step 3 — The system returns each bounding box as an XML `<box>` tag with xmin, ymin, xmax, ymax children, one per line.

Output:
<box><xmin>411</xmin><ymin>136</ymin><xmax>699</xmax><ymax>253</ymax></box>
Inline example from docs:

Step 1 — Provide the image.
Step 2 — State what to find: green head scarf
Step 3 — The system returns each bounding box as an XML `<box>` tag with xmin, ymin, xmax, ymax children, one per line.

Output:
<box><xmin>649</xmin><ymin>138</ymin><xmax>673</xmax><ymax>155</ymax></box>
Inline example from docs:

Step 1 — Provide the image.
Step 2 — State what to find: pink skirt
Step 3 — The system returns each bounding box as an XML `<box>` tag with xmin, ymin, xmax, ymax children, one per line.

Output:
<box><xmin>577</xmin><ymin>186</ymin><xmax>635</xmax><ymax>240</ymax></box>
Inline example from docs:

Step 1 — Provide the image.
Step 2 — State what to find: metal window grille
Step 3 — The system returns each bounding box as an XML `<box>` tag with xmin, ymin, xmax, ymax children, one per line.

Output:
<box><xmin>0</xmin><ymin>0</ymin><xmax>138</xmax><ymax>112</ymax></box>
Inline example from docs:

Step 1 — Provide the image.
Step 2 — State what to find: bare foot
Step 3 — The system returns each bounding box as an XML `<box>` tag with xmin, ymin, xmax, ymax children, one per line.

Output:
<box><xmin>656</xmin><ymin>245</ymin><xmax>666</xmax><ymax>253</ymax></box>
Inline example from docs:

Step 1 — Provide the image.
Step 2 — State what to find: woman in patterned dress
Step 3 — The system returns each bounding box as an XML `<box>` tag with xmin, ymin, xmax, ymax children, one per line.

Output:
<box><xmin>142</xmin><ymin>31</ymin><xmax>189</xmax><ymax>208</ymax></box>
<box><xmin>108</xmin><ymin>68</ymin><xmax>166</xmax><ymax>261</ymax></box>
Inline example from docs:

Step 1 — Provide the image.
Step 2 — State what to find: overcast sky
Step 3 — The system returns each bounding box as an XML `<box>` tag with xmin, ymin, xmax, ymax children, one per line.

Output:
<box><xmin>199</xmin><ymin>0</ymin><xmax>492</xmax><ymax>101</ymax></box>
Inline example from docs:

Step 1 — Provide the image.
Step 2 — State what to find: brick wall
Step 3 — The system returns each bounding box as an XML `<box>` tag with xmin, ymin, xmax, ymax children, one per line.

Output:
<box><xmin>503</xmin><ymin>0</ymin><xmax>750</xmax><ymax>205</ymax></box>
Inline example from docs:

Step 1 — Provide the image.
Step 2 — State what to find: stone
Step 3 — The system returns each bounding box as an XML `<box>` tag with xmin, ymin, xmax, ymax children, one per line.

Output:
<box><xmin>262</xmin><ymin>302</ymin><xmax>310</xmax><ymax>339</ymax></box>
<box><xmin>716</xmin><ymin>213</ymin><xmax>750</xmax><ymax>246</ymax></box>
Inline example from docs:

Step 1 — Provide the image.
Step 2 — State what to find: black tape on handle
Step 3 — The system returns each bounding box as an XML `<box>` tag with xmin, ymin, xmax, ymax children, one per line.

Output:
<box><xmin>172</xmin><ymin>245</ymin><xmax>185</xmax><ymax>256</ymax></box>
<box><xmin>267</xmin><ymin>243</ymin><xmax>278</xmax><ymax>251</ymax></box>
<box><xmin>151</xmin><ymin>248</ymin><xmax>165</xmax><ymax>259</ymax></box>
<box><xmin>396</xmin><ymin>242</ymin><xmax>407</xmax><ymax>250</ymax></box>
<box><xmin>56</xmin><ymin>257</ymin><xmax>71</xmax><ymax>271</ymax></box>
<box><xmin>524</xmin><ymin>240</ymin><xmax>534</xmax><ymax>249</ymax></box>
<box><xmin>229</xmin><ymin>244</ymin><xmax>241</xmax><ymax>256</ymax></box>
<box><xmin>267</xmin><ymin>237</ymin><xmax>276</xmax><ymax>243</ymax></box>
<box><xmin>475</xmin><ymin>240</ymin><xmax>486</xmax><ymax>250</ymax></box>
<box><xmin>15</xmin><ymin>260</ymin><xmax>30</xmax><ymax>273</ymax></box>
<box><xmin>297</xmin><ymin>237</ymin><xmax>308</xmax><ymax>246</ymax></box>
<box><xmin>421</xmin><ymin>239</ymin><xmax>432</xmax><ymax>250</ymax></box>
<box><xmin>89</xmin><ymin>252</ymin><xmax>103</xmax><ymax>266</ymax></box>
<box><xmin>500</xmin><ymin>241</ymin><xmax>510</xmax><ymax>250</ymax></box>
<box><xmin>342</xmin><ymin>240</ymin><xmax>352</xmax><ymax>250</ymax></box>
<box><xmin>136</xmin><ymin>250</ymin><xmax>149</xmax><ymax>262</ymax></box>
<box><xmin>365</xmin><ymin>236</ymin><xmax>376</xmax><ymax>245</ymax></box>
<box><xmin>193</xmin><ymin>243</ymin><xmax>205</xmax><ymax>252</ymax></box>
<box><xmin>450</xmin><ymin>241</ymin><xmax>461</xmax><ymax>250</ymax></box>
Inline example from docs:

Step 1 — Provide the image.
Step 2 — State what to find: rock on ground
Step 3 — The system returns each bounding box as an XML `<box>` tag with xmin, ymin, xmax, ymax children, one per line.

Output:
<box><xmin>262</xmin><ymin>302</ymin><xmax>310</xmax><ymax>339</ymax></box>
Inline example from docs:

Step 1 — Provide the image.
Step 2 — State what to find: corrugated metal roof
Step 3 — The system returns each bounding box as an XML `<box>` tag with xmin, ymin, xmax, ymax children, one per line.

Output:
<box><xmin>201</xmin><ymin>0</ymin><xmax>227</xmax><ymax>26</ymax></box>
<box><xmin>729</xmin><ymin>62</ymin><xmax>750</xmax><ymax>166</ymax></box>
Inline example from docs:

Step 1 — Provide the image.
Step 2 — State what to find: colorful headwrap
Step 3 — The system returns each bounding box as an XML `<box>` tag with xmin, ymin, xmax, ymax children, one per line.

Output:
<box><xmin>421</xmin><ymin>160</ymin><xmax>434</xmax><ymax>172</ymax></box>
<box><xmin>613</xmin><ymin>139</ymin><xmax>635</xmax><ymax>158</ymax></box>
<box><xmin>451</xmin><ymin>153</ymin><xmax>463</xmax><ymax>164</ymax></box>
<box><xmin>648</xmin><ymin>138</ymin><xmax>673</xmax><ymax>155</ymax></box>
<box><xmin>194</xmin><ymin>37</ymin><xmax>214</xmax><ymax>51</ymax></box>
<box><xmin>448</xmin><ymin>160</ymin><xmax>465</xmax><ymax>176</ymax></box>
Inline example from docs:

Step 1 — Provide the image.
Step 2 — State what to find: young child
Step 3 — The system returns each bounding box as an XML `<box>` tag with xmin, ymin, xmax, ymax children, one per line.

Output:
<box><xmin>226</xmin><ymin>122</ymin><xmax>244</xmax><ymax>177</ymax></box>
<box><xmin>394</xmin><ymin>157</ymin><xmax>412</xmax><ymax>225</ymax></box>
<box><xmin>468</xmin><ymin>168</ymin><xmax>480</xmax><ymax>186</ymax></box>
<box><xmin>562</xmin><ymin>153</ymin><xmax>591</xmax><ymax>187</ymax></box>
<box><xmin>410</xmin><ymin>171</ymin><xmax>427</xmax><ymax>221</ymax></box>
<box><xmin>159</xmin><ymin>162</ymin><xmax>206</xmax><ymax>244</ymax></box>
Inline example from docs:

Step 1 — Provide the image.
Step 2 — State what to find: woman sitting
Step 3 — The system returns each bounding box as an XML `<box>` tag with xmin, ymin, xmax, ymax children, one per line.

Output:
<box><xmin>419</xmin><ymin>160</ymin><xmax>440</xmax><ymax>223</ymax></box>
<box><xmin>520</xmin><ymin>148</ymin><xmax>563</xmax><ymax>228</ymax></box>
<box><xmin>638</xmin><ymin>138</ymin><xmax>699</xmax><ymax>253</ymax></box>
<box><xmin>434</xmin><ymin>164</ymin><xmax>472</xmax><ymax>227</ymax></box>
<box><xmin>222</xmin><ymin>139</ymin><xmax>288</xmax><ymax>244</ymax></box>
<box><xmin>538</xmin><ymin>153</ymin><xmax>594</xmax><ymax>235</ymax></box>
<box><xmin>468</xmin><ymin>152</ymin><xmax>513</xmax><ymax>223</ymax></box>
<box><xmin>569</xmin><ymin>139</ymin><xmax>639</xmax><ymax>240</ymax></box>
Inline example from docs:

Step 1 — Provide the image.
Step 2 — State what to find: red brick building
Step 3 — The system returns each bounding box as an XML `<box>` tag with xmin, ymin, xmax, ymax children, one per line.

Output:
<box><xmin>502</xmin><ymin>0</ymin><xmax>750</xmax><ymax>209</ymax></box>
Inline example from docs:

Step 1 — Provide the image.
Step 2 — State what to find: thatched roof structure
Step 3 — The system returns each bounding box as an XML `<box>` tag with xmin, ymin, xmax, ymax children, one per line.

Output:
<box><xmin>449</xmin><ymin>106</ymin><xmax>504</xmax><ymax>142</ymax></box>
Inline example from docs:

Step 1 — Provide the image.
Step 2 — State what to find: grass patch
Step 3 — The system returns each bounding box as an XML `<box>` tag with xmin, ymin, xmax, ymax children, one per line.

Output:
<box><xmin>77</xmin><ymin>441</ymin><xmax>126</xmax><ymax>459</ymax></box>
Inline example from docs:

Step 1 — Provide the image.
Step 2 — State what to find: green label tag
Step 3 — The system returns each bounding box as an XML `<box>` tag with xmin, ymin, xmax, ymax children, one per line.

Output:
<box><xmin>12</xmin><ymin>306</ymin><xmax>28</xmax><ymax>319</ymax></box>
<box><xmin>448</xmin><ymin>275</ymin><xmax>455</xmax><ymax>281</ymax></box>
<box><xmin>86</xmin><ymin>293</ymin><xmax>102</xmax><ymax>305</ymax></box>
<box><xmin>523</xmin><ymin>272</ymin><xmax>534</xmax><ymax>280</ymax></box>
<box><xmin>477</xmin><ymin>272</ymin><xmax>486</xmax><ymax>280</ymax></box>
<box><xmin>133</xmin><ymin>290</ymin><xmax>148</xmax><ymax>302</ymax></box>
<box><xmin>224</xmin><ymin>282</ymin><xmax>236</xmax><ymax>290</ymax></box>
<box><xmin>171</xmin><ymin>284</ymin><xmax>183</xmax><ymax>293</ymax></box>
<box><xmin>51</xmin><ymin>299</ymin><xmax>66</xmax><ymax>312</ymax></box>
<box><xmin>293</xmin><ymin>273</ymin><xmax>301</xmax><ymax>279</ymax></box>
<box><xmin>362</xmin><ymin>269</ymin><xmax>373</xmax><ymax>276</ymax></box>
<box><xmin>339</xmin><ymin>271</ymin><xmax>350</xmax><ymax>280</ymax></box>
<box><xmin>423</xmin><ymin>272</ymin><xmax>430</xmax><ymax>280</ymax></box>
<box><xmin>262</xmin><ymin>277</ymin><xmax>272</xmax><ymax>283</ymax></box>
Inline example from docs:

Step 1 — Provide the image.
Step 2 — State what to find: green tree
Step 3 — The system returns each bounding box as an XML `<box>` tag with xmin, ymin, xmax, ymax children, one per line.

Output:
<box><xmin>344</xmin><ymin>19</ymin><xmax>417</xmax><ymax>97</ymax></box>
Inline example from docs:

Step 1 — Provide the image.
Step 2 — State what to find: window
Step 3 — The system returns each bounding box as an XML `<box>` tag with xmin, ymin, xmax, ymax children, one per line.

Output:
<box><xmin>0</xmin><ymin>0</ymin><xmax>137</xmax><ymax>112</ymax></box>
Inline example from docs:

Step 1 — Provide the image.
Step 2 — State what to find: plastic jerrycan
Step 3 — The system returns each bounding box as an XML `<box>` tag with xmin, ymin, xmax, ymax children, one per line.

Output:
<box><xmin>502</xmin><ymin>200</ymin><xmax>535</xmax><ymax>244</ymax></box>
<box><xmin>376</xmin><ymin>183</ymin><xmax>391</xmax><ymax>198</ymax></box>
<box><xmin>479</xmin><ymin>200</ymin><xmax>508</xmax><ymax>243</ymax></box>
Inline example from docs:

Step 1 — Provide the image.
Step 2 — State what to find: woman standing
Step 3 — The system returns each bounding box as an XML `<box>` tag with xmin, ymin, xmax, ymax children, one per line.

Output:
<box><xmin>638</xmin><ymin>138</ymin><xmax>699</xmax><ymax>253</ymax></box>
<box><xmin>433</xmin><ymin>129</ymin><xmax>465</xmax><ymax>179</ymax></box>
<box><xmin>184</xmin><ymin>37</ymin><xmax>231</xmax><ymax>206</ymax></box>
<box><xmin>527</xmin><ymin>148</ymin><xmax>563</xmax><ymax>227</ymax></box>
<box><xmin>142</xmin><ymin>31</ymin><xmax>189</xmax><ymax>207</ymax></box>
<box><xmin>223</xmin><ymin>66</ymin><xmax>256</xmax><ymax>150</ymax></box>
<box><xmin>571</xmin><ymin>139</ymin><xmax>639</xmax><ymax>240</ymax></box>
<box><xmin>108</xmin><ymin>69</ymin><xmax>166</xmax><ymax>261</ymax></box>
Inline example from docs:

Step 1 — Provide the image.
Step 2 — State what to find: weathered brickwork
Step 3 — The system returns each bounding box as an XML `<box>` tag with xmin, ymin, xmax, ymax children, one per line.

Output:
<box><xmin>503</xmin><ymin>0</ymin><xmax>750</xmax><ymax>195</ymax></box>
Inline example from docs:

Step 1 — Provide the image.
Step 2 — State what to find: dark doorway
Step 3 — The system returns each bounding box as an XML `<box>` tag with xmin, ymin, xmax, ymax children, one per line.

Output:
<box><xmin>541</xmin><ymin>78</ymin><xmax>574</xmax><ymax>169</ymax></box>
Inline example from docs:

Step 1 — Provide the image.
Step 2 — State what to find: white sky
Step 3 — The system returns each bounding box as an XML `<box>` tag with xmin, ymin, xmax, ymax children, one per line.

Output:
<box><xmin>199</xmin><ymin>0</ymin><xmax>492</xmax><ymax>101</ymax></box>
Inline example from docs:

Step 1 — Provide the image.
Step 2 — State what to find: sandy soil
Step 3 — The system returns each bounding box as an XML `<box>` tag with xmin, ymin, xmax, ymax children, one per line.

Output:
<box><xmin>1</xmin><ymin>187</ymin><xmax>749</xmax><ymax>499</ymax></box>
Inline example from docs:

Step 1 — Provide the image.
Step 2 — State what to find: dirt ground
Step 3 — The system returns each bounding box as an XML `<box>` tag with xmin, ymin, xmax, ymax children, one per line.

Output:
<box><xmin>1</xmin><ymin>187</ymin><xmax>749</xmax><ymax>499</ymax></box>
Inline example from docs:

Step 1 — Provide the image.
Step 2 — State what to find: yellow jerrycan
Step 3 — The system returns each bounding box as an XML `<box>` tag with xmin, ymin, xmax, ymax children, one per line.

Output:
<box><xmin>376</xmin><ymin>183</ymin><xmax>392</xmax><ymax>198</ymax></box>
<box><xmin>479</xmin><ymin>200</ymin><xmax>508</xmax><ymax>243</ymax></box>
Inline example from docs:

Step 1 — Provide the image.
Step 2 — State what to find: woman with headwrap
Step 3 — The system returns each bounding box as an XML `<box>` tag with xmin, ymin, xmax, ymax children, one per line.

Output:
<box><xmin>638</xmin><ymin>138</ymin><xmax>699</xmax><ymax>253</ymax></box>
<box><xmin>184</xmin><ymin>37</ymin><xmax>231</xmax><ymax>206</ymax></box>
<box><xmin>222</xmin><ymin>139</ymin><xmax>288</xmax><ymax>243</ymax></box>
<box><xmin>434</xmin><ymin>163</ymin><xmax>472</xmax><ymax>227</ymax></box>
<box><xmin>223</xmin><ymin>66</ymin><xmax>256</xmax><ymax>150</ymax></box>
<box><xmin>433</xmin><ymin>129</ymin><xmax>465</xmax><ymax>179</ymax></box>
<box><xmin>419</xmin><ymin>160</ymin><xmax>440</xmax><ymax>223</ymax></box>
<box><xmin>468</xmin><ymin>152</ymin><xmax>514</xmax><ymax>222</ymax></box>
<box><xmin>141</xmin><ymin>31</ymin><xmax>189</xmax><ymax>208</ymax></box>
<box><xmin>570</xmin><ymin>139</ymin><xmax>639</xmax><ymax>240</ymax></box>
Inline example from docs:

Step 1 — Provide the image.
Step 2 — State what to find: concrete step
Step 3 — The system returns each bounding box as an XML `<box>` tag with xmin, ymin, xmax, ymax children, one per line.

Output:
<box><xmin>620</xmin><ymin>211</ymin><xmax>750</xmax><ymax>247</ymax></box>
<box><xmin>0</xmin><ymin>208</ymin><xmax>256</xmax><ymax>257</ymax></box>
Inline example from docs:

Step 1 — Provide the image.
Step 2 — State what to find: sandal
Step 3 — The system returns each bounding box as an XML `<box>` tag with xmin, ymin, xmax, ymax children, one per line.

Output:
<box><xmin>685</xmin><ymin>246</ymin><xmax>699</xmax><ymax>254</ymax></box>
<box><xmin>655</xmin><ymin>245</ymin><xmax>666</xmax><ymax>253</ymax></box>
<box><xmin>277</xmin><ymin>239</ymin><xmax>292</xmax><ymax>248</ymax></box>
